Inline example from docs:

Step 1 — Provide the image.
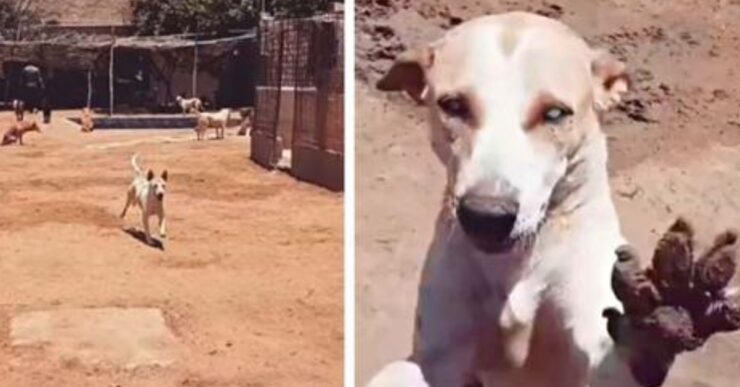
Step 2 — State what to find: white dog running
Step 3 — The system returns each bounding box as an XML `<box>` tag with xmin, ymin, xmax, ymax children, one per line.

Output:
<box><xmin>120</xmin><ymin>153</ymin><xmax>168</xmax><ymax>245</ymax></box>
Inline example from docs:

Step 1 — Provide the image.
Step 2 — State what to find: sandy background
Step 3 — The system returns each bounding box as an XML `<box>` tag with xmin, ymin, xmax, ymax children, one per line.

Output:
<box><xmin>0</xmin><ymin>111</ymin><xmax>342</xmax><ymax>386</ymax></box>
<box><xmin>356</xmin><ymin>0</ymin><xmax>740</xmax><ymax>385</ymax></box>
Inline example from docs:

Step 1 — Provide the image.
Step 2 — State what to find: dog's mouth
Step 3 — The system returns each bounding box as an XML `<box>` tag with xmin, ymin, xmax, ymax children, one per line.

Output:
<box><xmin>462</xmin><ymin>229</ymin><xmax>535</xmax><ymax>254</ymax></box>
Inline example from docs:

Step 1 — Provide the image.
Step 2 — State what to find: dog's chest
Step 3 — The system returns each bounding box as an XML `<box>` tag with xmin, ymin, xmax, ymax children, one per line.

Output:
<box><xmin>473</xmin><ymin>225</ymin><xmax>623</xmax><ymax>386</ymax></box>
<box><xmin>132</xmin><ymin>181</ymin><xmax>162</xmax><ymax>212</ymax></box>
<box><xmin>474</xmin><ymin>299</ymin><xmax>587</xmax><ymax>386</ymax></box>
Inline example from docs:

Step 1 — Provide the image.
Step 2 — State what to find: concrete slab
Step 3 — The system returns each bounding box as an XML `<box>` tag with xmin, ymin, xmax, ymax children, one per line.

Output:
<box><xmin>10</xmin><ymin>307</ymin><xmax>179</xmax><ymax>369</ymax></box>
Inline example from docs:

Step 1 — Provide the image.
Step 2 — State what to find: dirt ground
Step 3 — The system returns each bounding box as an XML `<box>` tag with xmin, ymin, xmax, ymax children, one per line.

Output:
<box><xmin>0</xmin><ymin>111</ymin><xmax>342</xmax><ymax>386</ymax></box>
<box><xmin>356</xmin><ymin>0</ymin><xmax>740</xmax><ymax>385</ymax></box>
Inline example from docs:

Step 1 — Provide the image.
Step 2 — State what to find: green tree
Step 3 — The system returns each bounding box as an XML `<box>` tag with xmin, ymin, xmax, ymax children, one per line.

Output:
<box><xmin>130</xmin><ymin>0</ymin><xmax>337</xmax><ymax>36</ymax></box>
<box><xmin>130</xmin><ymin>0</ymin><xmax>258</xmax><ymax>36</ymax></box>
<box><xmin>0</xmin><ymin>0</ymin><xmax>42</xmax><ymax>39</ymax></box>
<box><xmin>269</xmin><ymin>0</ymin><xmax>333</xmax><ymax>18</ymax></box>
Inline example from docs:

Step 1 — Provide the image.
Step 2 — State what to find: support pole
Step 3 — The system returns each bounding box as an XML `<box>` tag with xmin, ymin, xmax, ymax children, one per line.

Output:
<box><xmin>109</xmin><ymin>27</ymin><xmax>115</xmax><ymax>116</ymax></box>
<box><xmin>192</xmin><ymin>40</ymin><xmax>198</xmax><ymax>98</ymax></box>
<box><xmin>86</xmin><ymin>69</ymin><xmax>92</xmax><ymax>108</ymax></box>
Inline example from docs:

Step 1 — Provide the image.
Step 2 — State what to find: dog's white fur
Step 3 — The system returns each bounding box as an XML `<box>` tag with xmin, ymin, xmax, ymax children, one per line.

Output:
<box><xmin>176</xmin><ymin>95</ymin><xmax>203</xmax><ymax>114</ymax></box>
<box><xmin>371</xmin><ymin>12</ymin><xmax>642</xmax><ymax>387</ymax></box>
<box><xmin>12</xmin><ymin>99</ymin><xmax>24</xmax><ymax>121</ymax></box>
<box><xmin>195</xmin><ymin>108</ymin><xmax>231</xmax><ymax>140</ymax></box>
<box><xmin>367</xmin><ymin>361</ymin><xmax>430</xmax><ymax>387</ymax></box>
<box><xmin>120</xmin><ymin>153</ymin><xmax>168</xmax><ymax>245</ymax></box>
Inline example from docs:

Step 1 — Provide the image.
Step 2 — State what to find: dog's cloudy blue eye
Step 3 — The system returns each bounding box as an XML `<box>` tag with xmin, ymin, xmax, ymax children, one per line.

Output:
<box><xmin>544</xmin><ymin>106</ymin><xmax>572</xmax><ymax>124</ymax></box>
<box><xmin>438</xmin><ymin>96</ymin><xmax>471</xmax><ymax>120</ymax></box>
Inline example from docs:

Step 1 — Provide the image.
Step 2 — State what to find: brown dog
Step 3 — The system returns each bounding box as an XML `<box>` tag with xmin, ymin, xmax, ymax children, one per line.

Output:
<box><xmin>81</xmin><ymin>107</ymin><xmax>95</xmax><ymax>132</ymax></box>
<box><xmin>2</xmin><ymin>120</ymin><xmax>41</xmax><ymax>145</ymax></box>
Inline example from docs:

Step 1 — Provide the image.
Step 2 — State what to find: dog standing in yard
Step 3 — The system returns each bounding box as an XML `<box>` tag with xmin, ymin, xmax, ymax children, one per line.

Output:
<box><xmin>368</xmin><ymin>12</ymin><xmax>723</xmax><ymax>387</ymax></box>
<box><xmin>195</xmin><ymin>108</ymin><xmax>231</xmax><ymax>140</ymax></box>
<box><xmin>81</xmin><ymin>107</ymin><xmax>94</xmax><ymax>132</ymax></box>
<box><xmin>237</xmin><ymin>107</ymin><xmax>254</xmax><ymax>136</ymax></box>
<box><xmin>12</xmin><ymin>99</ymin><xmax>24</xmax><ymax>121</ymax></box>
<box><xmin>120</xmin><ymin>153</ymin><xmax>168</xmax><ymax>245</ymax></box>
<box><xmin>176</xmin><ymin>95</ymin><xmax>203</xmax><ymax>114</ymax></box>
<box><xmin>2</xmin><ymin>119</ymin><xmax>41</xmax><ymax>146</ymax></box>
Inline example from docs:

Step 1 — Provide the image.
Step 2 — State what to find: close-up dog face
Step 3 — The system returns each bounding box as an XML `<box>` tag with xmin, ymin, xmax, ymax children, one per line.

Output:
<box><xmin>147</xmin><ymin>169</ymin><xmax>168</xmax><ymax>201</ymax></box>
<box><xmin>379</xmin><ymin>13</ymin><xmax>628</xmax><ymax>253</ymax></box>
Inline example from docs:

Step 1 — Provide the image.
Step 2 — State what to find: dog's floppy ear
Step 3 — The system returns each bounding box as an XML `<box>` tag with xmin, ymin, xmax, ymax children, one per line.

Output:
<box><xmin>161</xmin><ymin>170</ymin><xmax>168</xmax><ymax>181</ymax></box>
<box><xmin>147</xmin><ymin>169</ymin><xmax>154</xmax><ymax>181</ymax></box>
<box><xmin>377</xmin><ymin>46</ymin><xmax>434</xmax><ymax>104</ymax></box>
<box><xmin>591</xmin><ymin>50</ymin><xmax>630</xmax><ymax>112</ymax></box>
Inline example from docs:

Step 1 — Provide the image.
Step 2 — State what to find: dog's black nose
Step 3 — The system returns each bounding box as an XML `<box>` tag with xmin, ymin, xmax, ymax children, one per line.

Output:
<box><xmin>457</xmin><ymin>193</ymin><xmax>518</xmax><ymax>249</ymax></box>
<box><xmin>157</xmin><ymin>193</ymin><xmax>164</xmax><ymax>200</ymax></box>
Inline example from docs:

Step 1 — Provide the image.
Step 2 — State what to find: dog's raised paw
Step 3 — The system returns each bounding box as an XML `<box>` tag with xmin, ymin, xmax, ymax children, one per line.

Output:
<box><xmin>611</xmin><ymin>218</ymin><xmax>740</xmax><ymax>365</ymax></box>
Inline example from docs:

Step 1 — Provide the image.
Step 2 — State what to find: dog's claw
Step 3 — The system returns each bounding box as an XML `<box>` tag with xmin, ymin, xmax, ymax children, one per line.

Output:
<box><xmin>603</xmin><ymin>307</ymin><xmax>630</xmax><ymax>345</ymax></box>
<box><xmin>667</xmin><ymin>217</ymin><xmax>694</xmax><ymax>237</ymax></box>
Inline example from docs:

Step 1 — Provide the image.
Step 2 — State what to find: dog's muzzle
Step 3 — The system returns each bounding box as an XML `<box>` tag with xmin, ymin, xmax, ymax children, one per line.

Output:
<box><xmin>156</xmin><ymin>193</ymin><xmax>164</xmax><ymax>201</ymax></box>
<box><xmin>457</xmin><ymin>189</ymin><xmax>520</xmax><ymax>254</ymax></box>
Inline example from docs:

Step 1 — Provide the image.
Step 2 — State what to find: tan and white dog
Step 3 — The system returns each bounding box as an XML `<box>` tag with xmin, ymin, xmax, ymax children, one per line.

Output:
<box><xmin>120</xmin><ymin>153</ymin><xmax>168</xmax><ymax>245</ymax></box>
<box><xmin>370</xmin><ymin>12</ymin><xmax>649</xmax><ymax>387</ymax></box>
<box><xmin>237</xmin><ymin>107</ymin><xmax>254</xmax><ymax>136</ymax></box>
<box><xmin>81</xmin><ymin>107</ymin><xmax>95</xmax><ymax>132</ymax></box>
<box><xmin>195</xmin><ymin>108</ymin><xmax>231</xmax><ymax>140</ymax></box>
<box><xmin>176</xmin><ymin>95</ymin><xmax>203</xmax><ymax>114</ymax></box>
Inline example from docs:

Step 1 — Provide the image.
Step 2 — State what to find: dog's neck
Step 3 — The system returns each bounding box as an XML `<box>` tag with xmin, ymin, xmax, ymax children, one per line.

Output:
<box><xmin>547</xmin><ymin>129</ymin><xmax>615</xmax><ymax>222</ymax></box>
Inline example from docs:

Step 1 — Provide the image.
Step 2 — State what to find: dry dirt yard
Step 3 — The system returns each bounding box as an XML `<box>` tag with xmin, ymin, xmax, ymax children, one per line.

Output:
<box><xmin>0</xmin><ymin>111</ymin><xmax>342</xmax><ymax>386</ymax></box>
<box><xmin>357</xmin><ymin>0</ymin><xmax>740</xmax><ymax>386</ymax></box>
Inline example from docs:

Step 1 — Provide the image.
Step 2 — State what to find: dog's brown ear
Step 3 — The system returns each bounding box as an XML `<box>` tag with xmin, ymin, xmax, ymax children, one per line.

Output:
<box><xmin>147</xmin><ymin>169</ymin><xmax>154</xmax><ymax>181</ymax></box>
<box><xmin>161</xmin><ymin>170</ymin><xmax>168</xmax><ymax>181</ymax></box>
<box><xmin>377</xmin><ymin>47</ymin><xmax>434</xmax><ymax>104</ymax></box>
<box><xmin>591</xmin><ymin>50</ymin><xmax>630</xmax><ymax>112</ymax></box>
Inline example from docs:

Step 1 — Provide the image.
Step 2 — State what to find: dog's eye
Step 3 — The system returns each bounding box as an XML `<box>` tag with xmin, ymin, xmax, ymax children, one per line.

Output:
<box><xmin>543</xmin><ymin>106</ymin><xmax>573</xmax><ymax>124</ymax></box>
<box><xmin>437</xmin><ymin>96</ymin><xmax>471</xmax><ymax>120</ymax></box>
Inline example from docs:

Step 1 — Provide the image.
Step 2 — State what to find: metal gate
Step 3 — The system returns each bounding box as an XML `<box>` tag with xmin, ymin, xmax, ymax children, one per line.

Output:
<box><xmin>251</xmin><ymin>12</ymin><xmax>344</xmax><ymax>191</ymax></box>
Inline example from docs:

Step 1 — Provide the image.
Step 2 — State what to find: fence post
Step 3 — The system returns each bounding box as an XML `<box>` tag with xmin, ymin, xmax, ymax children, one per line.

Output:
<box><xmin>108</xmin><ymin>26</ymin><xmax>115</xmax><ymax>116</ymax></box>
<box><xmin>86</xmin><ymin>69</ymin><xmax>92</xmax><ymax>108</ymax></box>
<box><xmin>192</xmin><ymin>37</ymin><xmax>198</xmax><ymax>98</ymax></box>
<box><xmin>270</xmin><ymin>22</ymin><xmax>285</xmax><ymax>167</ymax></box>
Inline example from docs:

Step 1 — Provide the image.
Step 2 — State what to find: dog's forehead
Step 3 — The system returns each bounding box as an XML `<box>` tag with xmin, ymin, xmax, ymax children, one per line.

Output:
<box><xmin>427</xmin><ymin>14</ymin><xmax>594</xmax><ymax>105</ymax></box>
